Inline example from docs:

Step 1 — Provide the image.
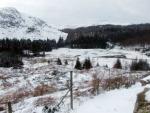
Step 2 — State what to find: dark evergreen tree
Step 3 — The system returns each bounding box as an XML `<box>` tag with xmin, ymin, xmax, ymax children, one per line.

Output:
<box><xmin>32</xmin><ymin>40</ymin><xmax>41</xmax><ymax>56</ymax></box>
<box><xmin>130</xmin><ymin>59</ymin><xmax>150</xmax><ymax>71</ymax></box>
<box><xmin>96</xmin><ymin>62</ymin><xmax>100</xmax><ymax>67</ymax></box>
<box><xmin>83</xmin><ymin>58</ymin><xmax>92</xmax><ymax>69</ymax></box>
<box><xmin>57</xmin><ymin>58</ymin><xmax>62</xmax><ymax>65</ymax></box>
<box><xmin>113</xmin><ymin>59</ymin><xmax>122</xmax><ymax>69</ymax></box>
<box><xmin>0</xmin><ymin>52</ymin><xmax>23</xmax><ymax>68</ymax></box>
<box><xmin>57</xmin><ymin>37</ymin><xmax>65</xmax><ymax>48</ymax></box>
<box><xmin>75</xmin><ymin>58</ymin><xmax>82</xmax><ymax>70</ymax></box>
<box><xmin>65</xmin><ymin>60</ymin><xmax>68</xmax><ymax>65</ymax></box>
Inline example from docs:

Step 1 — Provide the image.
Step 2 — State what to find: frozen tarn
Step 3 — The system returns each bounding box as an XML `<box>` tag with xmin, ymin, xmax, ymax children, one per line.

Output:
<box><xmin>71</xmin><ymin>83</ymin><xmax>143</xmax><ymax>113</ymax></box>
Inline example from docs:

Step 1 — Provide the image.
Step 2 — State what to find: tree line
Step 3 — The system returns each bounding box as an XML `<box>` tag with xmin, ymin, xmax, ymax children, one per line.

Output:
<box><xmin>0</xmin><ymin>37</ymin><xmax>67</xmax><ymax>55</ymax></box>
<box><xmin>64</xmin><ymin>24</ymin><xmax>150</xmax><ymax>47</ymax></box>
<box><xmin>0</xmin><ymin>52</ymin><xmax>23</xmax><ymax>68</ymax></box>
<box><xmin>0</xmin><ymin>37</ymin><xmax>65</xmax><ymax>68</ymax></box>
<box><xmin>70</xmin><ymin>34</ymin><xmax>108</xmax><ymax>49</ymax></box>
<box><xmin>113</xmin><ymin>58</ymin><xmax>150</xmax><ymax>71</ymax></box>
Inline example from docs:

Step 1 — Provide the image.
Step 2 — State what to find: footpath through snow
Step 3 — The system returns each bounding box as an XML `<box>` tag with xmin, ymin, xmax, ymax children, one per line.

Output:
<box><xmin>72</xmin><ymin>83</ymin><xmax>143</xmax><ymax>113</ymax></box>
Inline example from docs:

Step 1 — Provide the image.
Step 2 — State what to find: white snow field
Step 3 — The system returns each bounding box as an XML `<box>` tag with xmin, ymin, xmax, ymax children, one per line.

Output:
<box><xmin>1</xmin><ymin>48</ymin><xmax>150</xmax><ymax>113</ymax></box>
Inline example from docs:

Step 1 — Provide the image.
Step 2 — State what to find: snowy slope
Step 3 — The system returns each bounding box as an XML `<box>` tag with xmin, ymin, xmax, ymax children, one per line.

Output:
<box><xmin>72</xmin><ymin>84</ymin><xmax>143</xmax><ymax>113</ymax></box>
<box><xmin>0</xmin><ymin>7</ymin><xmax>67</xmax><ymax>41</ymax></box>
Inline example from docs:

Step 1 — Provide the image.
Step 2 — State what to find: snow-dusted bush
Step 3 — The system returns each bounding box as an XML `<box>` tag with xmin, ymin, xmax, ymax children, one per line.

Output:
<box><xmin>33</xmin><ymin>84</ymin><xmax>57</xmax><ymax>97</ymax></box>
<box><xmin>0</xmin><ymin>84</ymin><xmax>57</xmax><ymax>104</ymax></box>
<box><xmin>91</xmin><ymin>74</ymin><xmax>101</xmax><ymax>95</ymax></box>
<box><xmin>74</xmin><ymin>88</ymin><xmax>92</xmax><ymax>97</ymax></box>
<box><xmin>0</xmin><ymin>89</ymin><xmax>32</xmax><ymax>104</ymax></box>
<box><xmin>102</xmin><ymin>76</ymin><xmax>133</xmax><ymax>90</ymax></box>
<box><xmin>34</xmin><ymin>96</ymin><xmax>56</xmax><ymax>107</ymax></box>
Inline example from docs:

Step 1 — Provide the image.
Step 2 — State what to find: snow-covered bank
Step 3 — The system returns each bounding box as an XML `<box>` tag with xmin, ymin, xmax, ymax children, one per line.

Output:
<box><xmin>72</xmin><ymin>83</ymin><xmax>143</xmax><ymax>113</ymax></box>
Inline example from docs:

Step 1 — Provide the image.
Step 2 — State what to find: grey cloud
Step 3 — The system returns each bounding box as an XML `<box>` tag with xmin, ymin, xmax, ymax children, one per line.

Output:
<box><xmin>0</xmin><ymin>0</ymin><xmax>150</xmax><ymax>28</ymax></box>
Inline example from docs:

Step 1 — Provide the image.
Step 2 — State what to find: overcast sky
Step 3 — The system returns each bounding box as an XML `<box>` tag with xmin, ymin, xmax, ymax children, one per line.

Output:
<box><xmin>0</xmin><ymin>0</ymin><xmax>150</xmax><ymax>28</ymax></box>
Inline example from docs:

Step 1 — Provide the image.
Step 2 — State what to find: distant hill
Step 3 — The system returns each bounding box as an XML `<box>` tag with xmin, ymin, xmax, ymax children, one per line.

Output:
<box><xmin>62</xmin><ymin>24</ymin><xmax>150</xmax><ymax>47</ymax></box>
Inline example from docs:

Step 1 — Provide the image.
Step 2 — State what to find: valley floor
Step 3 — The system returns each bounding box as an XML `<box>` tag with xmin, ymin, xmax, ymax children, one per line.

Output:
<box><xmin>1</xmin><ymin>48</ymin><xmax>150</xmax><ymax>113</ymax></box>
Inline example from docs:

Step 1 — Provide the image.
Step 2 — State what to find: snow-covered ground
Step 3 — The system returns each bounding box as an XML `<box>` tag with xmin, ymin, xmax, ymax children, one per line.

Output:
<box><xmin>1</xmin><ymin>48</ymin><xmax>150</xmax><ymax>113</ymax></box>
<box><xmin>46</xmin><ymin>48</ymin><xmax>150</xmax><ymax>68</ymax></box>
<box><xmin>72</xmin><ymin>83</ymin><xmax>143</xmax><ymax>113</ymax></box>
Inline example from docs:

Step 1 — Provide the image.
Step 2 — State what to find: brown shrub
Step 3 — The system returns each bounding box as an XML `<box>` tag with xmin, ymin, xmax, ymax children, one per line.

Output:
<box><xmin>91</xmin><ymin>74</ymin><xmax>101</xmax><ymax>95</ymax></box>
<box><xmin>12</xmin><ymin>91</ymin><xmax>32</xmax><ymax>103</ymax></box>
<box><xmin>0</xmin><ymin>84</ymin><xmax>57</xmax><ymax>105</ymax></box>
<box><xmin>136</xmin><ymin>88</ymin><xmax>150</xmax><ymax>113</ymax></box>
<box><xmin>2</xmin><ymin>82</ymin><xmax>13</xmax><ymax>89</ymax></box>
<box><xmin>140</xmin><ymin>80</ymin><xmax>150</xmax><ymax>86</ymax></box>
<box><xmin>34</xmin><ymin>96</ymin><xmax>56</xmax><ymax>107</ymax></box>
<box><xmin>74</xmin><ymin>89</ymin><xmax>91</xmax><ymax>97</ymax></box>
<box><xmin>0</xmin><ymin>90</ymin><xmax>32</xmax><ymax>104</ymax></box>
<box><xmin>102</xmin><ymin>76</ymin><xmax>132</xmax><ymax>90</ymax></box>
<box><xmin>0</xmin><ymin>105</ymin><xmax>5</xmax><ymax>111</ymax></box>
<box><xmin>33</xmin><ymin>84</ymin><xmax>57</xmax><ymax>97</ymax></box>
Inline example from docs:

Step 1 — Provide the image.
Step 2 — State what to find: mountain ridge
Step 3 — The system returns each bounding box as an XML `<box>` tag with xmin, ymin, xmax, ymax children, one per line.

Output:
<box><xmin>0</xmin><ymin>7</ymin><xmax>67</xmax><ymax>41</ymax></box>
<box><xmin>62</xmin><ymin>23</ymin><xmax>150</xmax><ymax>46</ymax></box>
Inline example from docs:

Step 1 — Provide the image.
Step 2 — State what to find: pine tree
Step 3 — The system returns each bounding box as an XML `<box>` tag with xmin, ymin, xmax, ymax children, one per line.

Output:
<box><xmin>96</xmin><ymin>62</ymin><xmax>100</xmax><ymax>67</ymax></box>
<box><xmin>113</xmin><ymin>59</ymin><xmax>122</xmax><ymax>69</ymax></box>
<box><xmin>57</xmin><ymin>37</ymin><xmax>65</xmax><ymax>48</ymax></box>
<box><xmin>130</xmin><ymin>59</ymin><xmax>150</xmax><ymax>71</ymax></box>
<box><xmin>65</xmin><ymin>60</ymin><xmax>68</xmax><ymax>65</ymax></box>
<box><xmin>57</xmin><ymin>58</ymin><xmax>62</xmax><ymax>65</ymax></box>
<box><xmin>83</xmin><ymin>58</ymin><xmax>92</xmax><ymax>69</ymax></box>
<box><xmin>75</xmin><ymin>58</ymin><xmax>82</xmax><ymax>70</ymax></box>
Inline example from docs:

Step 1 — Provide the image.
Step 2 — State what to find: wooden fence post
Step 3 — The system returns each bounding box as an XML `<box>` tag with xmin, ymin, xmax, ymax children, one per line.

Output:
<box><xmin>7</xmin><ymin>102</ymin><xmax>12</xmax><ymax>113</ymax></box>
<box><xmin>108</xmin><ymin>68</ymin><xmax>111</xmax><ymax>90</ymax></box>
<box><xmin>70</xmin><ymin>71</ymin><xmax>73</xmax><ymax>110</ymax></box>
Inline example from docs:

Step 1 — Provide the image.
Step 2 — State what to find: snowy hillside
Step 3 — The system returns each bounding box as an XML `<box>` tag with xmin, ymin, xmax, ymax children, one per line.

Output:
<box><xmin>0</xmin><ymin>7</ymin><xmax>67</xmax><ymax>41</ymax></box>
